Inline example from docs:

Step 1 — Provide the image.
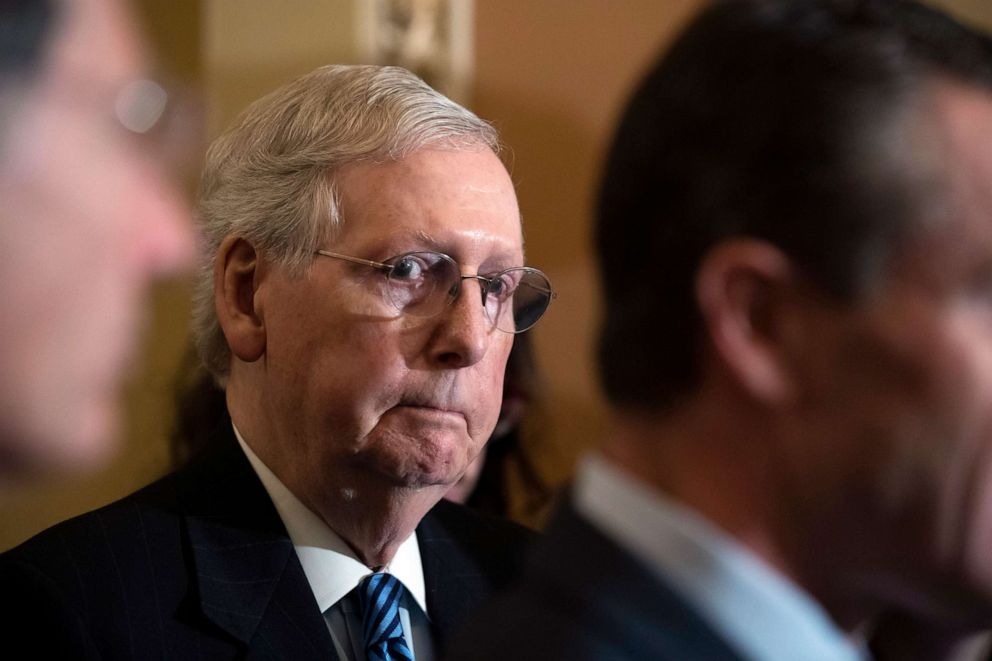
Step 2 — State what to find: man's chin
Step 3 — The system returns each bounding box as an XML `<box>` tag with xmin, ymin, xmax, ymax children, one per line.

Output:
<box><xmin>359</xmin><ymin>429</ymin><xmax>475</xmax><ymax>489</ymax></box>
<box><xmin>360</xmin><ymin>453</ymin><xmax>466</xmax><ymax>492</ymax></box>
<box><xmin>388</xmin><ymin>467</ymin><xmax>463</xmax><ymax>491</ymax></box>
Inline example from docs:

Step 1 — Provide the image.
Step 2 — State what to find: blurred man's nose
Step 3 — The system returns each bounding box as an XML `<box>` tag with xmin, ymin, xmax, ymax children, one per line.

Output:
<box><xmin>135</xmin><ymin>173</ymin><xmax>195</xmax><ymax>278</ymax></box>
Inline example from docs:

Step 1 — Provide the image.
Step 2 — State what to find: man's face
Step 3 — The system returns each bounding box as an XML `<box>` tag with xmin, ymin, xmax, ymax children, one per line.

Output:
<box><xmin>248</xmin><ymin>147</ymin><xmax>521</xmax><ymax>509</ymax></box>
<box><xmin>0</xmin><ymin>0</ymin><xmax>192</xmax><ymax>475</ymax></box>
<box><xmin>781</xmin><ymin>82</ymin><xmax>992</xmax><ymax>618</ymax></box>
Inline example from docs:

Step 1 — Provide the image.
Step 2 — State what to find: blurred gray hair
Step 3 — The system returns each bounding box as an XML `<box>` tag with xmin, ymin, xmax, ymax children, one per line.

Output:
<box><xmin>192</xmin><ymin>64</ymin><xmax>500</xmax><ymax>382</ymax></box>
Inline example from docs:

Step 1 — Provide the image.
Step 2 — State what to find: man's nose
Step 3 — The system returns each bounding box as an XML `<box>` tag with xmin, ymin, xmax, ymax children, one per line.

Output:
<box><xmin>427</xmin><ymin>277</ymin><xmax>493</xmax><ymax>368</ymax></box>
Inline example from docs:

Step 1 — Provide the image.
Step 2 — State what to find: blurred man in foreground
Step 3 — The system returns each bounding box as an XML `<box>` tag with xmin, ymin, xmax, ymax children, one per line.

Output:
<box><xmin>0</xmin><ymin>0</ymin><xmax>193</xmax><ymax>477</ymax></box>
<box><xmin>1</xmin><ymin>64</ymin><xmax>549</xmax><ymax>659</ymax></box>
<box><xmin>451</xmin><ymin>1</ymin><xmax>992</xmax><ymax>659</ymax></box>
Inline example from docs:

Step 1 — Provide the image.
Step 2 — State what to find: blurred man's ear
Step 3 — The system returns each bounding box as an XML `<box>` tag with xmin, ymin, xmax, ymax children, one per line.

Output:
<box><xmin>695</xmin><ymin>239</ymin><xmax>802</xmax><ymax>405</ymax></box>
<box><xmin>214</xmin><ymin>236</ymin><xmax>266</xmax><ymax>363</ymax></box>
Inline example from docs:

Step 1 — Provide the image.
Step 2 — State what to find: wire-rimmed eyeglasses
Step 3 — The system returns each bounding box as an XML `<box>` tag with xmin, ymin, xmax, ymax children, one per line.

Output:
<box><xmin>315</xmin><ymin>250</ymin><xmax>556</xmax><ymax>333</ymax></box>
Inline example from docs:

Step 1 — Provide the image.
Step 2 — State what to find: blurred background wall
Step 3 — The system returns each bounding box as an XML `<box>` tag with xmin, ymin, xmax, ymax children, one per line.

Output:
<box><xmin>2</xmin><ymin>0</ymin><xmax>990</xmax><ymax>548</ymax></box>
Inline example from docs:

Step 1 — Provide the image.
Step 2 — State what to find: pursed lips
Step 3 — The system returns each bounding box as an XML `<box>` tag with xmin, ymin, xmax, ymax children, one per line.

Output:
<box><xmin>395</xmin><ymin>396</ymin><xmax>466</xmax><ymax>420</ymax></box>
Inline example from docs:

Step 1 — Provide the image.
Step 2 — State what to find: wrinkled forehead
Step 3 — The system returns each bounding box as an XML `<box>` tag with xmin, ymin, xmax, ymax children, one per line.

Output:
<box><xmin>333</xmin><ymin>146</ymin><xmax>524</xmax><ymax>260</ymax></box>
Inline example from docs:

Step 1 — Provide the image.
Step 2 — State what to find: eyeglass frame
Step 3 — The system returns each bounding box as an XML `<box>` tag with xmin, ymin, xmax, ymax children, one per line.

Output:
<box><xmin>314</xmin><ymin>249</ymin><xmax>556</xmax><ymax>333</ymax></box>
<box><xmin>36</xmin><ymin>70</ymin><xmax>202</xmax><ymax>162</ymax></box>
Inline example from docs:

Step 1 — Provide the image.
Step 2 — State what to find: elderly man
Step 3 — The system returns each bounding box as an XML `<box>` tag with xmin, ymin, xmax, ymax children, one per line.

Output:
<box><xmin>0</xmin><ymin>0</ymin><xmax>192</xmax><ymax>476</ymax></box>
<box><xmin>451</xmin><ymin>1</ymin><xmax>992</xmax><ymax>660</ymax></box>
<box><xmin>1</xmin><ymin>64</ymin><xmax>549</xmax><ymax>659</ymax></box>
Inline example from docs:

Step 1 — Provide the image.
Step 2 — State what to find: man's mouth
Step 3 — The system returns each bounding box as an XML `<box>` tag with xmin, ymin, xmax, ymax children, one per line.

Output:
<box><xmin>395</xmin><ymin>397</ymin><xmax>466</xmax><ymax>421</ymax></box>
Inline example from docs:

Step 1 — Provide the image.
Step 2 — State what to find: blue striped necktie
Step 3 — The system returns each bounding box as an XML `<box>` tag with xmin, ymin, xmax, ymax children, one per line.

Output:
<box><xmin>358</xmin><ymin>573</ymin><xmax>415</xmax><ymax>661</ymax></box>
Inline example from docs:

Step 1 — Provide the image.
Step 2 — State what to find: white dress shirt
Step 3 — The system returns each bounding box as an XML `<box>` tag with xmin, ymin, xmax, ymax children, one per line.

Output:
<box><xmin>574</xmin><ymin>453</ymin><xmax>868</xmax><ymax>661</ymax></box>
<box><xmin>234</xmin><ymin>425</ymin><xmax>435</xmax><ymax>661</ymax></box>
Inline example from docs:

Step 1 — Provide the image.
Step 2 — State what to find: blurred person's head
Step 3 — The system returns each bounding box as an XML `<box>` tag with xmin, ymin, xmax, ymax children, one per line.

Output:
<box><xmin>599</xmin><ymin>0</ymin><xmax>992</xmax><ymax>628</ymax></box>
<box><xmin>197</xmin><ymin>64</ymin><xmax>552</xmax><ymax>565</ymax></box>
<box><xmin>0</xmin><ymin>0</ymin><xmax>193</xmax><ymax>477</ymax></box>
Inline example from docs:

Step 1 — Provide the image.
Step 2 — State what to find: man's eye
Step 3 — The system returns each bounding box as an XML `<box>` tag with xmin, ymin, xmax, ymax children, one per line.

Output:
<box><xmin>391</xmin><ymin>256</ymin><xmax>428</xmax><ymax>281</ymax></box>
<box><xmin>488</xmin><ymin>273</ymin><xmax>518</xmax><ymax>301</ymax></box>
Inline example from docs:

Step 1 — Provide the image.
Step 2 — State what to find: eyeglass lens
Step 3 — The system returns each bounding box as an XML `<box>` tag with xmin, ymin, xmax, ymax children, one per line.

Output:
<box><xmin>383</xmin><ymin>252</ymin><xmax>552</xmax><ymax>333</ymax></box>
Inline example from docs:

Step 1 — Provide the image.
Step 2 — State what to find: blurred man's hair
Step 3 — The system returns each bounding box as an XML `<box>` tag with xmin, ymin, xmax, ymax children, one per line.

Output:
<box><xmin>0</xmin><ymin>0</ymin><xmax>55</xmax><ymax>137</ymax></box>
<box><xmin>0</xmin><ymin>0</ymin><xmax>53</xmax><ymax>79</ymax></box>
<box><xmin>597</xmin><ymin>0</ymin><xmax>992</xmax><ymax>412</ymax></box>
<box><xmin>193</xmin><ymin>64</ymin><xmax>499</xmax><ymax>382</ymax></box>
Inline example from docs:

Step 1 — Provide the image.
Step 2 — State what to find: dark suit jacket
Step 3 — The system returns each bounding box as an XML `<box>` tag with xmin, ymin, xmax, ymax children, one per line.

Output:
<box><xmin>0</xmin><ymin>426</ymin><xmax>534</xmax><ymax>660</ymax></box>
<box><xmin>446</xmin><ymin>501</ymin><xmax>746</xmax><ymax>661</ymax></box>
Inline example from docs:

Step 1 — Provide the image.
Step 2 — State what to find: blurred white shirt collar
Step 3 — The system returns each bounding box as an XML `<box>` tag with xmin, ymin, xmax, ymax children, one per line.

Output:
<box><xmin>574</xmin><ymin>452</ymin><xmax>867</xmax><ymax>661</ymax></box>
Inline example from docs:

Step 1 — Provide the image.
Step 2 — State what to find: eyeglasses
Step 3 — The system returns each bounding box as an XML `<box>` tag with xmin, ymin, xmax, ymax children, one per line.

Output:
<box><xmin>112</xmin><ymin>78</ymin><xmax>202</xmax><ymax>170</ymax></box>
<box><xmin>315</xmin><ymin>250</ymin><xmax>556</xmax><ymax>333</ymax></box>
<box><xmin>40</xmin><ymin>74</ymin><xmax>203</xmax><ymax>171</ymax></box>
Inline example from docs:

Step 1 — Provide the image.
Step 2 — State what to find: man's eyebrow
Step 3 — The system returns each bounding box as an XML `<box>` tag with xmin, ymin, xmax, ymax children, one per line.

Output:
<box><xmin>410</xmin><ymin>228</ymin><xmax>525</xmax><ymax>266</ymax></box>
<box><xmin>414</xmin><ymin>229</ymin><xmax>440</xmax><ymax>247</ymax></box>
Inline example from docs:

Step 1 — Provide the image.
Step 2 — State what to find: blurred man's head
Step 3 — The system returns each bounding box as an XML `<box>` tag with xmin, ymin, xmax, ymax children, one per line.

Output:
<box><xmin>598</xmin><ymin>0</ymin><xmax>992</xmax><ymax>624</ymax></box>
<box><xmin>197</xmin><ymin>65</ymin><xmax>552</xmax><ymax>563</ymax></box>
<box><xmin>0</xmin><ymin>0</ymin><xmax>193</xmax><ymax>476</ymax></box>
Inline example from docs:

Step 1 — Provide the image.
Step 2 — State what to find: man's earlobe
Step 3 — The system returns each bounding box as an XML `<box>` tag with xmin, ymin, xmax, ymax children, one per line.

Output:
<box><xmin>695</xmin><ymin>239</ymin><xmax>798</xmax><ymax>405</ymax></box>
<box><xmin>214</xmin><ymin>236</ymin><xmax>266</xmax><ymax>363</ymax></box>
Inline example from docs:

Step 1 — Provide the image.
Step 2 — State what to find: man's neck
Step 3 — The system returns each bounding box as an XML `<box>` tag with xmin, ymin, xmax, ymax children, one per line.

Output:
<box><xmin>252</xmin><ymin>441</ymin><xmax>443</xmax><ymax>568</ymax></box>
<box><xmin>606</xmin><ymin>412</ymin><xmax>788</xmax><ymax>557</ymax></box>
<box><xmin>228</xmin><ymin>399</ymin><xmax>445</xmax><ymax>568</ymax></box>
<box><xmin>308</xmin><ymin>480</ymin><xmax>444</xmax><ymax>568</ymax></box>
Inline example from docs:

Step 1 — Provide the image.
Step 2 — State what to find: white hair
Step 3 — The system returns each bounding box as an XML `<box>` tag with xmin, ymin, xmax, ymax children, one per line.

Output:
<box><xmin>192</xmin><ymin>64</ymin><xmax>500</xmax><ymax>381</ymax></box>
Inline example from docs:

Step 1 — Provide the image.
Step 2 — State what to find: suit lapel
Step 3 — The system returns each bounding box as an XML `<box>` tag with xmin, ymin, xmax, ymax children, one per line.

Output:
<box><xmin>178</xmin><ymin>424</ymin><xmax>337</xmax><ymax>659</ymax></box>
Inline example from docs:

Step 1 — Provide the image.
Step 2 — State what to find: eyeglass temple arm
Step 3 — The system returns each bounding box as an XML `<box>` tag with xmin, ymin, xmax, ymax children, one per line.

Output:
<box><xmin>518</xmin><ymin>279</ymin><xmax>557</xmax><ymax>298</ymax></box>
<box><xmin>315</xmin><ymin>250</ymin><xmax>393</xmax><ymax>272</ymax></box>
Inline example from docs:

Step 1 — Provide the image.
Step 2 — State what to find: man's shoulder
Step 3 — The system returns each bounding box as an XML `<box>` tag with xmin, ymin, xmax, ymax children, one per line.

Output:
<box><xmin>4</xmin><ymin>469</ymin><xmax>182</xmax><ymax>566</ymax></box>
<box><xmin>2</xmin><ymin>433</ymin><xmax>255</xmax><ymax>587</ymax></box>
<box><xmin>1</xmin><ymin>469</ymin><xmax>188</xmax><ymax>620</ymax></box>
<box><xmin>0</xmin><ymin>470</ymin><xmax>194</xmax><ymax>658</ymax></box>
<box><xmin>0</xmin><ymin>439</ymin><xmax>286</xmax><ymax>659</ymax></box>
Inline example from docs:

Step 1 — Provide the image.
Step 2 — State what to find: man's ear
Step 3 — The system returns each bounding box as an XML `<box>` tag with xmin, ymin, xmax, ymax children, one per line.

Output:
<box><xmin>695</xmin><ymin>239</ymin><xmax>800</xmax><ymax>405</ymax></box>
<box><xmin>214</xmin><ymin>236</ymin><xmax>266</xmax><ymax>363</ymax></box>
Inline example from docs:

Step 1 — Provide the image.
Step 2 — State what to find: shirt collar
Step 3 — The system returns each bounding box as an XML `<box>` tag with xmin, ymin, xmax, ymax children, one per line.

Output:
<box><xmin>233</xmin><ymin>423</ymin><xmax>429</xmax><ymax>615</ymax></box>
<box><xmin>574</xmin><ymin>452</ymin><xmax>867</xmax><ymax>661</ymax></box>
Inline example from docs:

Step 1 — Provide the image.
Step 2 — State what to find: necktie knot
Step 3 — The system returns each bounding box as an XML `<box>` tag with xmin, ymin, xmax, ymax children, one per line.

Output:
<box><xmin>358</xmin><ymin>572</ymin><xmax>415</xmax><ymax>661</ymax></box>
